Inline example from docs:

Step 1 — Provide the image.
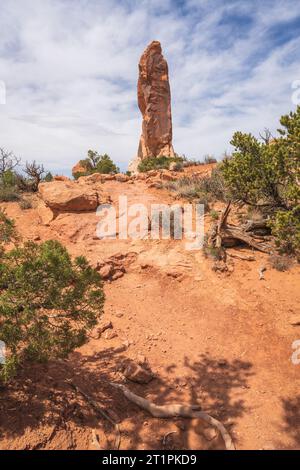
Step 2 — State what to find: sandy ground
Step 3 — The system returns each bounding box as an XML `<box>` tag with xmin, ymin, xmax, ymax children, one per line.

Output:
<box><xmin>0</xmin><ymin>174</ymin><xmax>299</xmax><ymax>450</ymax></box>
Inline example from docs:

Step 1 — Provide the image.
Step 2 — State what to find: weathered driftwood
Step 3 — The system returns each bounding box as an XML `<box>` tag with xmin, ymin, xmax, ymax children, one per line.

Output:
<box><xmin>222</xmin><ymin>225</ymin><xmax>271</xmax><ymax>253</ymax></box>
<box><xmin>110</xmin><ymin>382</ymin><xmax>235</xmax><ymax>451</ymax></box>
<box><xmin>208</xmin><ymin>202</ymin><xmax>273</xmax><ymax>255</ymax></box>
<box><xmin>226</xmin><ymin>252</ymin><xmax>256</xmax><ymax>261</ymax></box>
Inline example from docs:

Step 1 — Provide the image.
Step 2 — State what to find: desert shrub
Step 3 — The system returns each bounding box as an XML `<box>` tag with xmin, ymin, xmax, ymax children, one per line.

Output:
<box><xmin>0</xmin><ymin>210</ymin><xmax>16</xmax><ymax>243</ymax></box>
<box><xmin>268</xmin><ymin>254</ymin><xmax>293</xmax><ymax>272</ymax></box>
<box><xmin>44</xmin><ymin>172</ymin><xmax>54</xmax><ymax>182</ymax></box>
<box><xmin>14</xmin><ymin>172</ymin><xmax>31</xmax><ymax>191</ymax></box>
<box><xmin>79</xmin><ymin>150</ymin><xmax>119</xmax><ymax>176</ymax></box>
<box><xmin>210</xmin><ymin>209</ymin><xmax>219</xmax><ymax>221</ymax></box>
<box><xmin>163</xmin><ymin>166</ymin><xmax>227</xmax><ymax>209</ymax></box>
<box><xmin>223</xmin><ymin>109</ymin><xmax>300</xmax><ymax>209</ymax></box>
<box><xmin>73</xmin><ymin>172</ymin><xmax>87</xmax><ymax>180</ymax></box>
<box><xmin>138</xmin><ymin>156</ymin><xmax>183</xmax><ymax>173</ymax></box>
<box><xmin>169</xmin><ymin>161</ymin><xmax>184</xmax><ymax>171</ymax></box>
<box><xmin>0</xmin><ymin>240</ymin><xmax>104</xmax><ymax>381</ymax></box>
<box><xmin>0</xmin><ymin>148</ymin><xmax>20</xmax><ymax>176</ymax></box>
<box><xmin>24</xmin><ymin>161</ymin><xmax>45</xmax><ymax>192</ymax></box>
<box><xmin>204</xmin><ymin>155</ymin><xmax>217</xmax><ymax>164</ymax></box>
<box><xmin>0</xmin><ymin>185</ymin><xmax>20</xmax><ymax>202</ymax></box>
<box><xmin>223</xmin><ymin>107</ymin><xmax>300</xmax><ymax>257</ymax></box>
<box><xmin>18</xmin><ymin>198</ymin><xmax>32</xmax><ymax>210</ymax></box>
<box><xmin>200</xmin><ymin>167</ymin><xmax>227</xmax><ymax>201</ymax></box>
<box><xmin>269</xmin><ymin>206</ymin><xmax>300</xmax><ymax>259</ymax></box>
<box><xmin>1</xmin><ymin>170</ymin><xmax>17</xmax><ymax>187</ymax></box>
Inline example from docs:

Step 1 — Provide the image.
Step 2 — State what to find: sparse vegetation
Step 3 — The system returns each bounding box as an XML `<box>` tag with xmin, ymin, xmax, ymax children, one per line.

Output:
<box><xmin>18</xmin><ymin>198</ymin><xmax>33</xmax><ymax>210</ymax></box>
<box><xmin>75</xmin><ymin>150</ymin><xmax>119</xmax><ymax>178</ymax></box>
<box><xmin>269</xmin><ymin>205</ymin><xmax>300</xmax><ymax>259</ymax></box>
<box><xmin>138</xmin><ymin>155</ymin><xmax>183</xmax><ymax>172</ymax></box>
<box><xmin>268</xmin><ymin>254</ymin><xmax>293</xmax><ymax>272</ymax></box>
<box><xmin>0</xmin><ymin>238</ymin><xmax>105</xmax><ymax>382</ymax></box>
<box><xmin>0</xmin><ymin>185</ymin><xmax>20</xmax><ymax>202</ymax></box>
<box><xmin>164</xmin><ymin>166</ymin><xmax>227</xmax><ymax>210</ymax></box>
<box><xmin>0</xmin><ymin>210</ymin><xmax>16</xmax><ymax>244</ymax></box>
<box><xmin>210</xmin><ymin>209</ymin><xmax>219</xmax><ymax>221</ymax></box>
<box><xmin>0</xmin><ymin>148</ymin><xmax>21</xmax><ymax>176</ymax></box>
<box><xmin>0</xmin><ymin>149</ymin><xmax>53</xmax><ymax>200</ymax></box>
<box><xmin>204</xmin><ymin>155</ymin><xmax>217</xmax><ymax>164</ymax></box>
<box><xmin>44</xmin><ymin>172</ymin><xmax>54</xmax><ymax>182</ymax></box>
<box><xmin>24</xmin><ymin>161</ymin><xmax>45</xmax><ymax>192</ymax></box>
<box><xmin>222</xmin><ymin>106</ymin><xmax>300</xmax><ymax>257</ymax></box>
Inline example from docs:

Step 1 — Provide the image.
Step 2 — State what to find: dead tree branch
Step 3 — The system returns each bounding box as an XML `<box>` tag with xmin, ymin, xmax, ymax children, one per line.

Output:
<box><xmin>110</xmin><ymin>382</ymin><xmax>235</xmax><ymax>451</ymax></box>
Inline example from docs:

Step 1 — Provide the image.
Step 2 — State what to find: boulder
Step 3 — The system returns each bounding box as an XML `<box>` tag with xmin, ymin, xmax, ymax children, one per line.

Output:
<box><xmin>38</xmin><ymin>180</ymin><xmax>107</xmax><ymax>212</ymax></box>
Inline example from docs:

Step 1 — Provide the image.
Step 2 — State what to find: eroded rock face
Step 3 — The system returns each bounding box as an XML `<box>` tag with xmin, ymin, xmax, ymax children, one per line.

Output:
<box><xmin>129</xmin><ymin>41</ymin><xmax>175</xmax><ymax>173</ymax></box>
<box><xmin>38</xmin><ymin>180</ymin><xmax>109</xmax><ymax>213</ymax></box>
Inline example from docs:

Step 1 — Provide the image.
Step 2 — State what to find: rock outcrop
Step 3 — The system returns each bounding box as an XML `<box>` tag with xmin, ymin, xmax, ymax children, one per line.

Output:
<box><xmin>38</xmin><ymin>180</ymin><xmax>109</xmax><ymax>213</ymax></box>
<box><xmin>129</xmin><ymin>41</ymin><xmax>175</xmax><ymax>173</ymax></box>
<box><xmin>72</xmin><ymin>162</ymin><xmax>87</xmax><ymax>177</ymax></box>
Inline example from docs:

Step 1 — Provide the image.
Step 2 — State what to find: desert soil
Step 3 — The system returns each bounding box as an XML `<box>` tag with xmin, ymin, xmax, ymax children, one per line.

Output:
<box><xmin>0</xmin><ymin>171</ymin><xmax>299</xmax><ymax>450</ymax></box>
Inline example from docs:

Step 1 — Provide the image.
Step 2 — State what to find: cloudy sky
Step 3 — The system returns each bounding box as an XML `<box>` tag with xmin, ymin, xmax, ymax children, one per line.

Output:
<box><xmin>0</xmin><ymin>0</ymin><xmax>299</xmax><ymax>174</ymax></box>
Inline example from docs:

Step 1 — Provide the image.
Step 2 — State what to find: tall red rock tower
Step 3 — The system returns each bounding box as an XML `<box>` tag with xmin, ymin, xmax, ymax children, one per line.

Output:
<box><xmin>129</xmin><ymin>41</ymin><xmax>175</xmax><ymax>172</ymax></box>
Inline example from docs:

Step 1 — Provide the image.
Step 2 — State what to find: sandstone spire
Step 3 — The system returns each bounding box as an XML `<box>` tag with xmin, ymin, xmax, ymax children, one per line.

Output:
<box><xmin>129</xmin><ymin>41</ymin><xmax>175</xmax><ymax>172</ymax></box>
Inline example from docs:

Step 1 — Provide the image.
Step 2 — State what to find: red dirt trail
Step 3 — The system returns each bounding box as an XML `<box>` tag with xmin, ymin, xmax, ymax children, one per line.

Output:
<box><xmin>0</xmin><ymin>175</ymin><xmax>299</xmax><ymax>450</ymax></box>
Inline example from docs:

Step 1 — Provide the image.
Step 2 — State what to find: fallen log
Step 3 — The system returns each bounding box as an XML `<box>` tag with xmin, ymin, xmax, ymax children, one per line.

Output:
<box><xmin>222</xmin><ymin>225</ymin><xmax>272</xmax><ymax>253</ymax></box>
<box><xmin>207</xmin><ymin>202</ymin><xmax>273</xmax><ymax>254</ymax></box>
<box><xmin>227</xmin><ymin>252</ymin><xmax>256</xmax><ymax>261</ymax></box>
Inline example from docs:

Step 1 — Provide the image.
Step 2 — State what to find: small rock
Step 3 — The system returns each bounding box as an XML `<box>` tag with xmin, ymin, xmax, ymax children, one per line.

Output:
<box><xmin>99</xmin><ymin>264</ymin><xmax>113</xmax><ymax>280</ymax></box>
<box><xmin>122</xmin><ymin>360</ymin><xmax>154</xmax><ymax>384</ymax></box>
<box><xmin>97</xmin><ymin>321</ymin><xmax>113</xmax><ymax>338</ymax></box>
<box><xmin>112</xmin><ymin>271</ymin><xmax>125</xmax><ymax>281</ymax></box>
<box><xmin>104</xmin><ymin>330</ymin><xmax>118</xmax><ymax>340</ymax></box>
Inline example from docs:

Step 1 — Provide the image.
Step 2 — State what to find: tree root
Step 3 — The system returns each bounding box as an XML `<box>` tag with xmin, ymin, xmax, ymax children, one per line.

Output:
<box><xmin>109</xmin><ymin>382</ymin><xmax>235</xmax><ymax>451</ymax></box>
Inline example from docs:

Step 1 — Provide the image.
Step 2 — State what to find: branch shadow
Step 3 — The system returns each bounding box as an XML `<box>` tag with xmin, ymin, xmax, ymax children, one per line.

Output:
<box><xmin>277</xmin><ymin>395</ymin><xmax>300</xmax><ymax>450</ymax></box>
<box><xmin>0</xmin><ymin>348</ymin><xmax>254</xmax><ymax>450</ymax></box>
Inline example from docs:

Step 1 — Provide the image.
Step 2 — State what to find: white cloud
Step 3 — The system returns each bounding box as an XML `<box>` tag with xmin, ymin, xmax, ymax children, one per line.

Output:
<box><xmin>0</xmin><ymin>0</ymin><xmax>299</xmax><ymax>173</ymax></box>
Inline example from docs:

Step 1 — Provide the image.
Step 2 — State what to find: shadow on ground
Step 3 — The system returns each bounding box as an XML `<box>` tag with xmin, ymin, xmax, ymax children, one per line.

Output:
<box><xmin>0</xmin><ymin>348</ymin><xmax>253</xmax><ymax>450</ymax></box>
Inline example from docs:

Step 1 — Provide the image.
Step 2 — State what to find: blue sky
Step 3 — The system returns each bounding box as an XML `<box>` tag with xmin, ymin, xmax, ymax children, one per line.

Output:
<box><xmin>0</xmin><ymin>0</ymin><xmax>299</xmax><ymax>174</ymax></box>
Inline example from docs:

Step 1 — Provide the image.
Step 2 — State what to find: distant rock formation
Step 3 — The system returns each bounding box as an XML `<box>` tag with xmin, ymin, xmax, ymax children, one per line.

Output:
<box><xmin>72</xmin><ymin>161</ymin><xmax>87</xmax><ymax>177</ymax></box>
<box><xmin>129</xmin><ymin>41</ymin><xmax>175</xmax><ymax>173</ymax></box>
